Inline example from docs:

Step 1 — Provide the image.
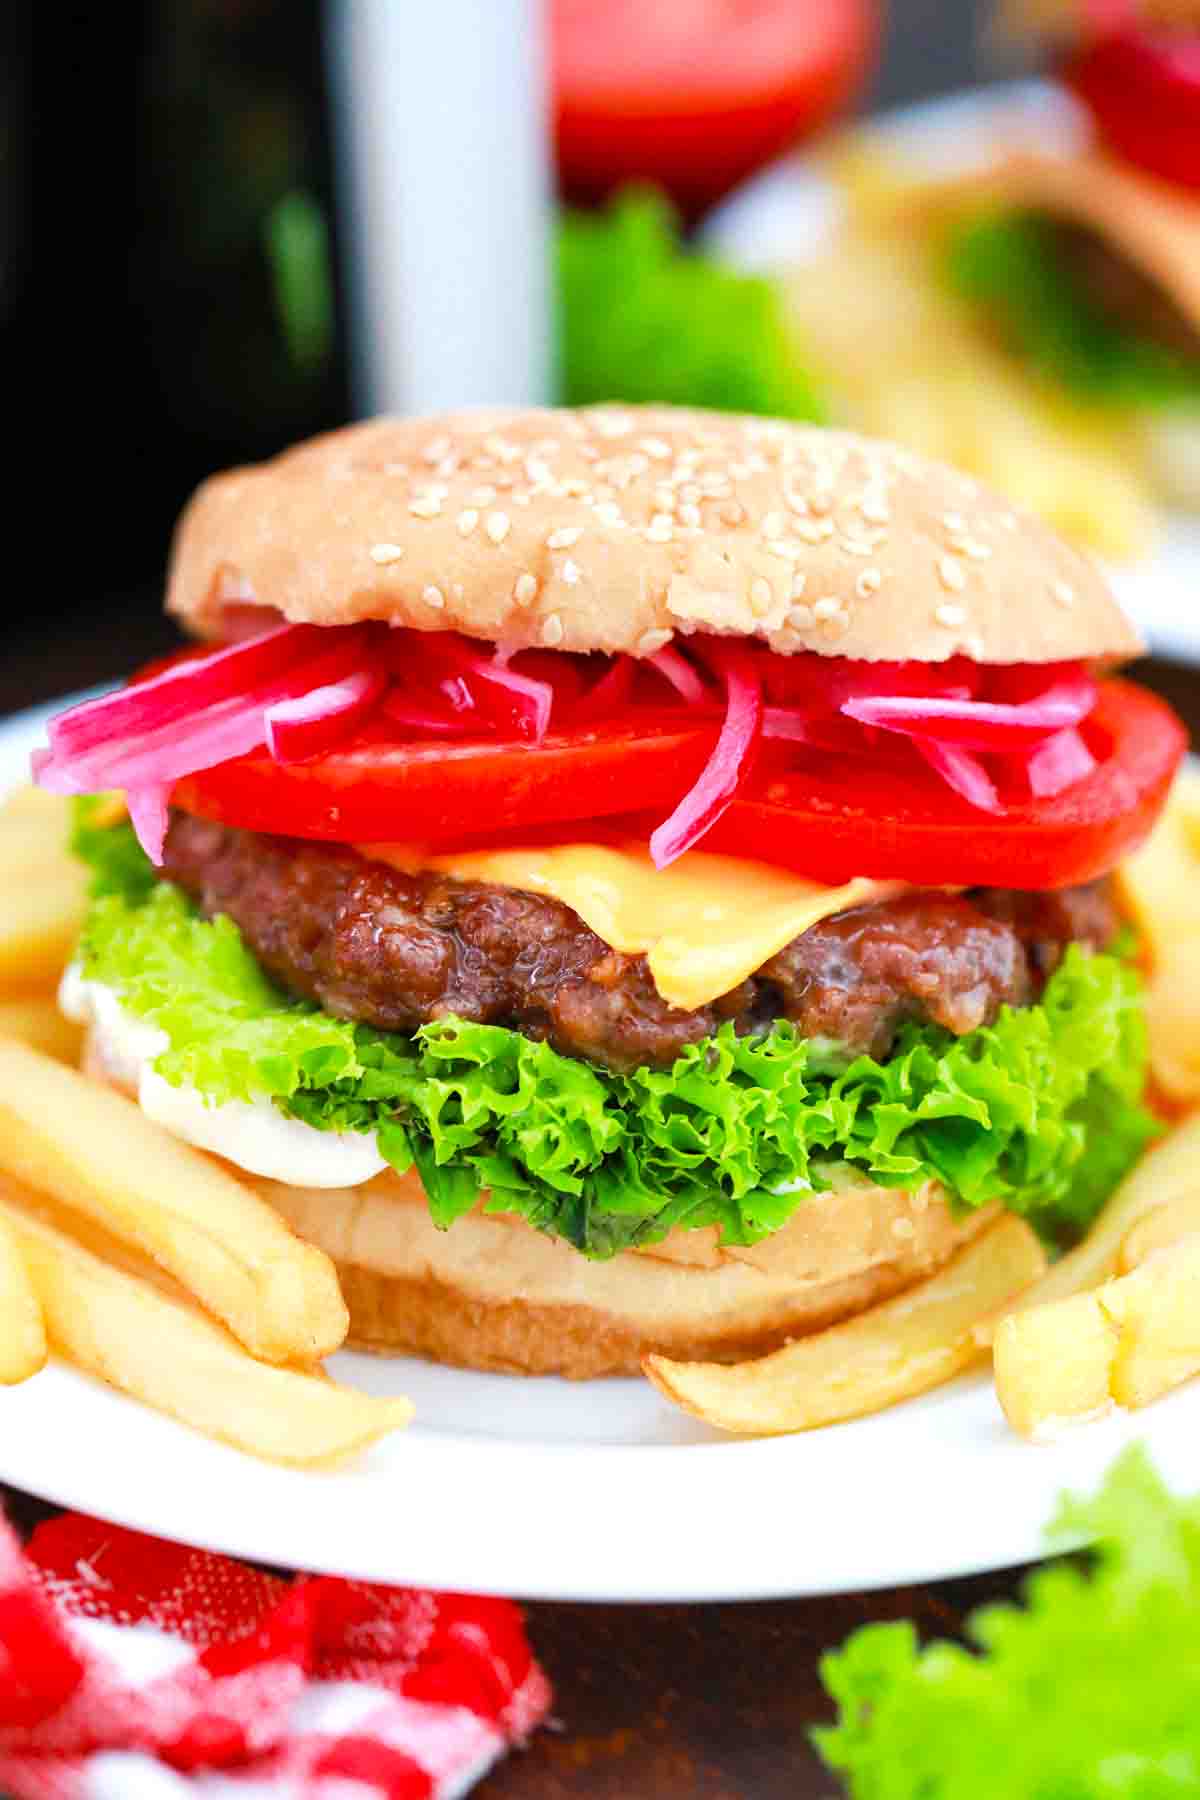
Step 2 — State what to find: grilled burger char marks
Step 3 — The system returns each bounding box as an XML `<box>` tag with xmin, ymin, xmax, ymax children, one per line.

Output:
<box><xmin>161</xmin><ymin>813</ymin><xmax>1118</xmax><ymax>1072</ymax></box>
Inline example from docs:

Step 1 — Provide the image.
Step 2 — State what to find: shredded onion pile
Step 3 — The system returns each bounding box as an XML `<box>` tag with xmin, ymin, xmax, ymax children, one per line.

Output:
<box><xmin>34</xmin><ymin>621</ymin><xmax>1100</xmax><ymax>866</ymax></box>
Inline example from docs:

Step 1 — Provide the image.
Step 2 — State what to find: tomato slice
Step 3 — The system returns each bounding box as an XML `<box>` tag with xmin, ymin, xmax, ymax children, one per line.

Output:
<box><xmin>552</xmin><ymin>0</ymin><xmax>879</xmax><ymax>218</ymax></box>
<box><xmin>692</xmin><ymin>680</ymin><xmax>1187</xmax><ymax>888</ymax></box>
<box><xmin>172</xmin><ymin>714</ymin><xmax>717</xmax><ymax>844</ymax></box>
<box><xmin>1062</xmin><ymin>28</ymin><xmax>1200</xmax><ymax>192</ymax></box>
<box><xmin>170</xmin><ymin>679</ymin><xmax>1186</xmax><ymax>892</ymax></box>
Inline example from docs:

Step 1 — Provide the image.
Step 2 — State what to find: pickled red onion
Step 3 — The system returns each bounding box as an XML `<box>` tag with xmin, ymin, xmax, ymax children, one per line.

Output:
<box><xmin>46</xmin><ymin>624</ymin><xmax>325</xmax><ymax>759</ymax></box>
<box><xmin>571</xmin><ymin>655</ymin><xmax>635</xmax><ymax>721</ymax></box>
<box><xmin>648</xmin><ymin>646</ymin><xmax>709</xmax><ymax>705</ymax></box>
<box><xmin>649</xmin><ymin>644</ymin><xmax>762</xmax><ymax>867</ymax></box>
<box><xmin>916</xmin><ymin>741</ymin><xmax>1002</xmax><ymax>814</ymax></box>
<box><xmin>265</xmin><ymin>668</ymin><xmax>386</xmax><ymax>764</ymax></box>
<box><xmin>842</xmin><ymin>672</ymin><xmax>1097</xmax><ymax>748</ymax></box>
<box><xmin>126</xmin><ymin>786</ymin><xmax>172</xmax><ymax>867</ymax></box>
<box><xmin>1027</xmin><ymin>728</ymin><xmax>1097</xmax><ymax>799</ymax></box>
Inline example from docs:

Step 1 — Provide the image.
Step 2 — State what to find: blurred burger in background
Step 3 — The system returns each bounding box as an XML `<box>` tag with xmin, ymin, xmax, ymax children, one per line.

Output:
<box><xmin>950</xmin><ymin>0</ymin><xmax>1200</xmax><ymax>510</ymax></box>
<box><xmin>777</xmin><ymin>0</ymin><xmax>1200</xmax><ymax>560</ymax></box>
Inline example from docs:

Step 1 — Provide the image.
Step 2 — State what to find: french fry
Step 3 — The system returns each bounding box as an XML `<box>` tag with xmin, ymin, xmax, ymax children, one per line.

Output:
<box><xmin>0</xmin><ymin>1214</ymin><xmax>46</xmax><ymax>1385</ymax></box>
<box><xmin>0</xmin><ymin>1192</ymin><xmax>411</xmax><ymax>1466</ymax></box>
<box><xmin>0</xmin><ymin>868</ymin><xmax>88</xmax><ymax>994</ymax></box>
<box><xmin>0</xmin><ymin>997</ymin><xmax>84</xmax><ymax>1064</ymax></box>
<box><xmin>0</xmin><ymin>786</ymin><xmax>73</xmax><ymax>830</ymax></box>
<box><xmin>644</xmin><ymin>1216</ymin><xmax>1045</xmax><ymax>1436</ymax></box>
<box><xmin>1114</xmin><ymin>767</ymin><xmax>1200</xmax><ymax>1102</ymax></box>
<box><xmin>994</xmin><ymin>1235</ymin><xmax>1200</xmax><ymax>1437</ymax></box>
<box><xmin>1120</xmin><ymin>1187</ymin><xmax>1200</xmax><ymax>1270</ymax></box>
<box><xmin>0</xmin><ymin>1039</ymin><xmax>348</xmax><ymax>1365</ymax></box>
<box><xmin>976</xmin><ymin>1110</ymin><xmax>1200</xmax><ymax>1339</ymax></box>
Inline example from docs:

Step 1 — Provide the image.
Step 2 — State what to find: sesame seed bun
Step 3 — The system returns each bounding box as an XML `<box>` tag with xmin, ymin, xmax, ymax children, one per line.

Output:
<box><xmin>167</xmin><ymin>407</ymin><xmax>1141</xmax><ymax>666</ymax></box>
<box><xmin>254</xmin><ymin>1165</ymin><xmax>994</xmax><ymax>1379</ymax></box>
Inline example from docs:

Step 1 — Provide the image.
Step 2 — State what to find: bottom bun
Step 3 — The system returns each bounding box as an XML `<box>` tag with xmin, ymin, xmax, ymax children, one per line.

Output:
<box><xmin>253</xmin><ymin>1167</ymin><xmax>994</xmax><ymax>1379</ymax></box>
<box><xmin>80</xmin><ymin>1032</ymin><xmax>993</xmax><ymax>1377</ymax></box>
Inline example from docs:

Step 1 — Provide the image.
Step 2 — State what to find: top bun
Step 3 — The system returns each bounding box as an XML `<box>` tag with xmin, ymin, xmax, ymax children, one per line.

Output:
<box><xmin>167</xmin><ymin>407</ymin><xmax>1141</xmax><ymax>665</ymax></box>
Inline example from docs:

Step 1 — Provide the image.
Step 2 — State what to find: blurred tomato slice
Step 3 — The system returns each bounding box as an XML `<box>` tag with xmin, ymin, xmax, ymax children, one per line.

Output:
<box><xmin>552</xmin><ymin>0</ymin><xmax>879</xmax><ymax>219</ymax></box>
<box><xmin>1063</xmin><ymin>27</ymin><xmax>1200</xmax><ymax>192</ymax></box>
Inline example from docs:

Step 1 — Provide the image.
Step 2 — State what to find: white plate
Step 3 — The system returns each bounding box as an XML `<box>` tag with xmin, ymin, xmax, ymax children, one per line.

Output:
<box><xmin>702</xmin><ymin>80</ymin><xmax>1200</xmax><ymax>666</ymax></box>
<box><xmin>2</xmin><ymin>698</ymin><xmax>1198</xmax><ymax>1602</ymax></box>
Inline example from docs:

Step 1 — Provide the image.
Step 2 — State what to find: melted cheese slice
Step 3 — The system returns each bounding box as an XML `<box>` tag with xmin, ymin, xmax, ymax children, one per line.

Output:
<box><xmin>359</xmin><ymin>839</ymin><xmax>906</xmax><ymax>1012</ymax></box>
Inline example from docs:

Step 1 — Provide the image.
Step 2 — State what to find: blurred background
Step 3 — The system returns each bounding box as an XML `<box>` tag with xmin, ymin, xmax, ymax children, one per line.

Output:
<box><xmin>17</xmin><ymin>0</ymin><xmax>1200</xmax><ymax>699</ymax></box>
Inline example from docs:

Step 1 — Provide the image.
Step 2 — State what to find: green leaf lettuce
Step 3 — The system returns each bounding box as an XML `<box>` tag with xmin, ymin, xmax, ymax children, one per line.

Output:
<box><xmin>817</xmin><ymin>1448</ymin><xmax>1200</xmax><ymax>1795</ymax></box>
<box><xmin>946</xmin><ymin>210</ymin><xmax>1200</xmax><ymax>412</ymax></box>
<box><xmin>558</xmin><ymin>188</ymin><xmax>826</xmax><ymax>421</ymax></box>
<box><xmin>72</xmin><ymin>807</ymin><xmax>1155</xmax><ymax>1259</ymax></box>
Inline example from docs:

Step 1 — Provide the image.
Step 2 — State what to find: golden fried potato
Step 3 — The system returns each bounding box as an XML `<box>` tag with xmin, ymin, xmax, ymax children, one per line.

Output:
<box><xmin>0</xmin><ymin>1039</ymin><xmax>348</xmax><ymax>1365</ymax></box>
<box><xmin>644</xmin><ymin>1215</ymin><xmax>1045</xmax><ymax>1435</ymax></box>
<box><xmin>0</xmin><ymin>1189</ymin><xmax>410</xmax><ymax>1466</ymax></box>
<box><xmin>0</xmin><ymin>1213</ymin><xmax>46</xmax><ymax>1385</ymax></box>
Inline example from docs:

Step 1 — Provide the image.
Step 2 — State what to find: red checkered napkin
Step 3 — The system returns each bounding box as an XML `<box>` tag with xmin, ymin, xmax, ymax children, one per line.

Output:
<box><xmin>0</xmin><ymin>1509</ymin><xmax>550</xmax><ymax>1798</ymax></box>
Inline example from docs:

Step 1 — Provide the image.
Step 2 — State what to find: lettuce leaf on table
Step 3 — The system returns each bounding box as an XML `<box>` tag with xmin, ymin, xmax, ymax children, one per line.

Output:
<box><xmin>74</xmin><ymin>806</ymin><xmax>1154</xmax><ymax>1260</ymax></box>
<box><xmin>946</xmin><ymin>211</ymin><xmax>1200</xmax><ymax>411</ymax></box>
<box><xmin>817</xmin><ymin>1448</ymin><xmax>1200</xmax><ymax>1796</ymax></box>
<box><xmin>558</xmin><ymin>188</ymin><xmax>826</xmax><ymax>421</ymax></box>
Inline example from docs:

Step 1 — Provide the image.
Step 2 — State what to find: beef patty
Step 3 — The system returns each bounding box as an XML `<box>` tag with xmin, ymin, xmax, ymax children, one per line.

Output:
<box><xmin>161</xmin><ymin>814</ymin><xmax>1119</xmax><ymax>1071</ymax></box>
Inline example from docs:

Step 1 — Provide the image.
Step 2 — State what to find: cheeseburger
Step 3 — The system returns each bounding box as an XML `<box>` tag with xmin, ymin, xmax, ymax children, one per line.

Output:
<box><xmin>37</xmin><ymin>408</ymin><xmax>1185</xmax><ymax>1377</ymax></box>
<box><xmin>948</xmin><ymin>4</ymin><xmax>1200</xmax><ymax>507</ymax></box>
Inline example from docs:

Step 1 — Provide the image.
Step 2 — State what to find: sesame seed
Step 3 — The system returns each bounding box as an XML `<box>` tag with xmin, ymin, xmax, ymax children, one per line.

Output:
<box><xmin>513</xmin><ymin>573</ymin><xmax>538</xmax><ymax>606</ymax></box>
<box><xmin>750</xmin><ymin>577</ymin><xmax>774</xmax><ymax>616</ymax></box>
<box><xmin>788</xmin><ymin>603</ymin><xmax>815</xmax><ymax>629</ymax></box>
<box><xmin>813</xmin><ymin>597</ymin><xmax>843</xmax><ymax>622</ymax></box>
<box><xmin>547</xmin><ymin>526</ymin><xmax>582</xmax><ymax>550</ymax></box>
<box><xmin>421</xmin><ymin>435</ymin><xmax>451</xmax><ymax>464</ymax></box>
<box><xmin>562</xmin><ymin>559</ymin><xmax>581</xmax><ymax>586</ymax></box>
<box><xmin>809</xmin><ymin>493</ymin><xmax>833</xmax><ymax>516</ymax></box>
<box><xmin>422</xmin><ymin>584</ymin><xmax>446</xmax><ymax>609</ymax></box>
<box><xmin>636</xmin><ymin>628</ymin><xmax>673</xmax><ymax>655</ymax></box>
<box><xmin>470</xmin><ymin>484</ymin><xmax>497</xmax><ymax>505</ymax></box>
<box><xmin>679</xmin><ymin>502</ymin><xmax>702</xmax><ymax>528</ymax></box>
<box><xmin>1052</xmin><ymin>579</ymin><xmax>1075</xmax><ymax>608</ymax></box>
<box><xmin>369</xmin><ymin>542</ymin><xmax>405</xmax><ymax>565</ymax></box>
<box><xmin>942</xmin><ymin>511</ymin><xmax>966</xmax><ymax>533</ymax></box>
<box><xmin>840</xmin><ymin>538</ymin><xmax>874</xmax><ymax>557</ymax></box>
<box><xmin>456</xmin><ymin>509</ymin><xmax>479</xmax><ymax>537</ymax></box>
<box><xmin>594</xmin><ymin>501</ymin><xmax>624</xmax><ymax>527</ymax></box>
<box><xmin>859</xmin><ymin>495</ymin><xmax>890</xmax><ymax>524</ymax></box>
<box><xmin>790</xmin><ymin>572</ymin><xmax>808</xmax><ymax>599</ymax></box>
<box><xmin>720</xmin><ymin>500</ymin><xmax>745</xmax><ymax>526</ymax></box>
<box><xmin>644</xmin><ymin>519</ymin><xmax>674</xmax><ymax>543</ymax></box>
<box><xmin>856</xmin><ymin>569</ymin><xmax>882</xmax><ymax>599</ymax></box>
<box><xmin>936</xmin><ymin>602</ymin><xmax>966</xmax><ymax>628</ymax></box>
<box><xmin>761</xmin><ymin>511</ymin><xmax>786</xmax><ymax>540</ymax></box>
<box><xmin>952</xmin><ymin>536</ymin><xmax>993</xmax><ymax>561</ymax></box>
<box><xmin>524</xmin><ymin>457</ymin><xmax>553</xmax><ymax>487</ymax></box>
<box><xmin>485</xmin><ymin>511</ymin><xmax>511</xmax><ymax>544</ymax></box>
<box><xmin>797</xmin><ymin>518</ymin><xmax>834</xmax><ymax>543</ymax></box>
<box><xmin>408</xmin><ymin>496</ymin><xmax>441</xmax><ymax>519</ymax></box>
<box><xmin>938</xmin><ymin>555</ymin><xmax>966</xmax><ymax>592</ymax></box>
<box><xmin>679</xmin><ymin>483</ymin><xmax>702</xmax><ymax>505</ymax></box>
<box><xmin>541</xmin><ymin>612</ymin><xmax>565</xmax><ymax>646</ymax></box>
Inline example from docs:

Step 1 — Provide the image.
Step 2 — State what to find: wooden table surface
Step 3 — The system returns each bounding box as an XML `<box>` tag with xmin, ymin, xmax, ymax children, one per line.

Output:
<box><xmin>2</xmin><ymin>600</ymin><xmax>1196</xmax><ymax>1798</ymax></box>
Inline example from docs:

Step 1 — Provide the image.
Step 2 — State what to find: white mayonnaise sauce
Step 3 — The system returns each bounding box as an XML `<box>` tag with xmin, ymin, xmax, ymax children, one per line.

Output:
<box><xmin>59</xmin><ymin>967</ymin><xmax>388</xmax><ymax>1189</ymax></box>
